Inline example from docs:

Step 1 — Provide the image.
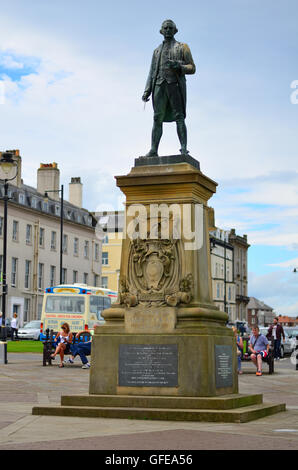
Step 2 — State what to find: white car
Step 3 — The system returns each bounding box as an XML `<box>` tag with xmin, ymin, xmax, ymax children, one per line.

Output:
<box><xmin>259</xmin><ymin>327</ymin><xmax>294</xmax><ymax>357</ymax></box>
<box><xmin>17</xmin><ymin>321</ymin><xmax>41</xmax><ymax>341</ymax></box>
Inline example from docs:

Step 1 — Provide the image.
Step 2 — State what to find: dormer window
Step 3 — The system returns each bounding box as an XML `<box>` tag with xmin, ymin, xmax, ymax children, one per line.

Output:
<box><xmin>18</xmin><ymin>193</ymin><xmax>25</xmax><ymax>204</ymax></box>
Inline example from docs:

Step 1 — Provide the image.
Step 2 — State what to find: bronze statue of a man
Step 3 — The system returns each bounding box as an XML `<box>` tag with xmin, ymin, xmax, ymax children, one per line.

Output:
<box><xmin>142</xmin><ymin>19</ymin><xmax>196</xmax><ymax>157</ymax></box>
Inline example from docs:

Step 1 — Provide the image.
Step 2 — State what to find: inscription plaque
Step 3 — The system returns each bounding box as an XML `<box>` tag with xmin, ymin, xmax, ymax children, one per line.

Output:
<box><xmin>119</xmin><ymin>344</ymin><xmax>178</xmax><ymax>387</ymax></box>
<box><xmin>215</xmin><ymin>345</ymin><xmax>233</xmax><ymax>388</ymax></box>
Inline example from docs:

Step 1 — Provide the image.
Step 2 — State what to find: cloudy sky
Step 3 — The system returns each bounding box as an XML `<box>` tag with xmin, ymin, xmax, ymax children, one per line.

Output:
<box><xmin>0</xmin><ymin>0</ymin><xmax>298</xmax><ymax>316</ymax></box>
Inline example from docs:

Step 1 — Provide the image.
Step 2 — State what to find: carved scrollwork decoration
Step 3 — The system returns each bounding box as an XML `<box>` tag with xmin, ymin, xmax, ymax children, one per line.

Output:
<box><xmin>119</xmin><ymin>237</ymin><xmax>193</xmax><ymax>308</ymax></box>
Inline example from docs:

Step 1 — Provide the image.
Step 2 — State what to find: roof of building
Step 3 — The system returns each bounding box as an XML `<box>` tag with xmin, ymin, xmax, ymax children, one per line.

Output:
<box><xmin>0</xmin><ymin>181</ymin><xmax>96</xmax><ymax>228</ymax></box>
<box><xmin>247</xmin><ymin>296</ymin><xmax>273</xmax><ymax>311</ymax></box>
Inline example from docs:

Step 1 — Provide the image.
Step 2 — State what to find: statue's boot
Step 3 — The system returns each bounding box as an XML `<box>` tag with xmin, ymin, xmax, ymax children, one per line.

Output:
<box><xmin>145</xmin><ymin>149</ymin><xmax>158</xmax><ymax>157</ymax></box>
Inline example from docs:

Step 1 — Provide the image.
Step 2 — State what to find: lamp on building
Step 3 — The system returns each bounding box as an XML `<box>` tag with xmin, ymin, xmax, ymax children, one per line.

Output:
<box><xmin>43</xmin><ymin>185</ymin><xmax>64</xmax><ymax>284</ymax></box>
<box><xmin>0</xmin><ymin>152</ymin><xmax>18</xmax><ymax>363</ymax></box>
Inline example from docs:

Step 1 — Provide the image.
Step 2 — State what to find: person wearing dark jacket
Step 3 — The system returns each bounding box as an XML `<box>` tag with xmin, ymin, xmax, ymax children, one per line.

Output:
<box><xmin>267</xmin><ymin>317</ymin><xmax>285</xmax><ymax>360</ymax></box>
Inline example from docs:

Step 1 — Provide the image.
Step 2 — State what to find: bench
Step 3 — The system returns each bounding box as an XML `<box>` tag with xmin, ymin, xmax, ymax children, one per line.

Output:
<box><xmin>42</xmin><ymin>328</ymin><xmax>91</xmax><ymax>366</ymax></box>
<box><xmin>241</xmin><ymin>336</ymin><xmax>274</xmax><ymax>374</ymax></box>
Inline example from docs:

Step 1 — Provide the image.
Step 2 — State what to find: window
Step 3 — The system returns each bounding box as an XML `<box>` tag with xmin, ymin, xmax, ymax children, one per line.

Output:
<box><xmin>11</xmin><ymin>257</ymin><xmax>18</xmax><ymax>286</ymax></box>
<box><xmin>19</xmin><ymin>193</ymin><xmax>25</xmax><ymax>204</ymax></box>
<box><xmin>12</xmin><ymin>220</ymin><xmax>19</xmax><ymax>241</ymax></box>
<box><xmin>102</xmin><ymin>252</ymin><xmax>108</xmax><ymax>265</ymax></box>
<box><xmin>84</xmin><ymin>241</ymin><xmax>89</xmax><ymax>258</ymax></box>
<box><xmin>51</xmin><ymin>231</ymin><xmax>57</xmax><ymax>251</ymax></box>
<box><xmin>24</xmin><ymin>298</ymin><xmax>30</xmax><ymax>323</ymax></box>
<box><xmin>94</xmin><ymin>274</ymin><xmax>99</xmax><ymax>287</ymax></box>
<box><xmin>45</xmin><ymin>296</ymin><xmax>85</xmax><ymax>314</ymax></box>
<box><xmin>220</xmin><ymin>264</ymin><xmax>224</xmax><ymax>278</ymax></box>
<box><xmin>31</xmin><ymin>197</ymin><xmax>37</xmax><ymax>209</ymax></box>
<box><xmin>228</xmin><ymin>286</ymin><xmax>232</xmax><ymax>301</ymax></box>
<box><xmin>62</xmin><ymin>268</ymin><xmax>67</xmax><ymax>284</ymax></box>
<box><xmin>101</xmin><ymin>276</ymin><xmax>108</xmax><ymax>288</ymax></box>
<box><xmin>73</xmin><ymin>270</ymin><xmax>78</xmax><ymax>284</ymax></box>
<box><xmin>25</xmin><ymin>260</ymin><xmax>31</xmax><ymax>289</ymax></box>
<box><xmin>63</xmin><ymin>234</ymin><xmax>68</xmax><ymax>253</ymax></box>
<box><xmin>74</xmin><ymin>237</ymin><xmax>79</xmax><ymax>256</ymax></box>
<box><xmin>94</xmin><ymin>243</ymin><xmax>99</xmax><ymax>261</ymax></box>
<box><xmin>38</xmin><ymin>263</ymin><xmax>44</xmax><ymax>289</ymax></box>
<box><xmin>216</xmin><ymin>283</ymin><xmax>220</xmax><ymax>299</ymax></box>
<box><xmin>39</xmin><ymin>228</ymin><xmax>45</xmax><ymax>247</ymax></box>
<box><xmin>50</xmin><ymin>265</ymin><xmax>56</xmax><ymax>287</ymax></box>
<box><xmin>103</xmin><ymin>234</ymin><xmax>109</xmax><ymax>244</ymax></box>
<box><xmin>26</xmin><ymin>224</ymin><xmax>32</xmax><ymax>244</ymax></box>
<box><xmin>83</xmin><ymin>273</ymin><xmax>88</xmax><ymax>285</ymax></box>
<box><xmin>215</xmin><ymin>263</ymin><xmax>219</xmax><ymax>278</ymax></box>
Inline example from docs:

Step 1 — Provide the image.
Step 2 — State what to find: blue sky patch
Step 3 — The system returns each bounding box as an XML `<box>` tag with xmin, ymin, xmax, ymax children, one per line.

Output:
<box><xmin>0</xmin><ymin>52</ymin><xmax>40</xmax><ymax>81</ymax></box>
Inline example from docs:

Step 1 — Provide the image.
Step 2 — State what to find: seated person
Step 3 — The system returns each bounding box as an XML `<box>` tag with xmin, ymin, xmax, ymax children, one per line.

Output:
<box><xmin>68</xmin><ymin>323</ymin><xmax>100</xmax><ymax>369</ymax></box>
<box><xmin>249</xmin><ymin>326</ymin><xmax>270</xmax><ymax>376</ymax></box>
<box><xmin>51</xmin><ymin>322</ymin><xmax>73</xmax><ymax>368</ymax></box>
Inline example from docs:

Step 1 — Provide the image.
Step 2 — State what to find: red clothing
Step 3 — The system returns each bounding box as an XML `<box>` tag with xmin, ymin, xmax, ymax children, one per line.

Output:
<box><xmin>267</xmin><ymin>323</ymin><xmax>285</xmax><ymax>341</ymax></box>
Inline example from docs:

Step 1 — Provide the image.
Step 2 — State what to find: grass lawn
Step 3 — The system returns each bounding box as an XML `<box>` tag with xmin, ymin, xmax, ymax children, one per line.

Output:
<box><xmin>7</xmin><ymin>340</ymin><xmax>43</xmax><ymax>354</ymax></box>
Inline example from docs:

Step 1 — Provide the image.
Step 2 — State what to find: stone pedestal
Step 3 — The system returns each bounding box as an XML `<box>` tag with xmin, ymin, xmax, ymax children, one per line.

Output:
<box><xmin>90</xmin><ymin>156</ymin><xmax>238</xmax><ymax>397</ymax></box>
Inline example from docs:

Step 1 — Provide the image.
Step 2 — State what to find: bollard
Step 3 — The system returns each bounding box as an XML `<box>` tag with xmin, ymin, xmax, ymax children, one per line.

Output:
<box><xmin>0</xmin><ymin>341</ymin><xmax>7</xmax><ymax>364</ymax></box>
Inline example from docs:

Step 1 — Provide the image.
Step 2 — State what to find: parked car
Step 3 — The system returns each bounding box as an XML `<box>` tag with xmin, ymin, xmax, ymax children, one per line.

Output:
<box><xmin>258</xmin><ymin>327</ymin><xmax>294</xmax><ymax>357</ymax></box>
<box><xmin>17</xmin><ymin>321</ymin><xmax>41</xmax><ymax>341</ymax></box>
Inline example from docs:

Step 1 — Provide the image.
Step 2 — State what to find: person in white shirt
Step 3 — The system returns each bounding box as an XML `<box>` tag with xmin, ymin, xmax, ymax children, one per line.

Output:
<box><xmin>11</xmin><ymin>313</ymin><xmax>19</xmax><ymax>341</ymax></box>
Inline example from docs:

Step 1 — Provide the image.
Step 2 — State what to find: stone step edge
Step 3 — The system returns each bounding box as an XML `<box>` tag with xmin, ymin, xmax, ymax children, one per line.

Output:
<box><xmin>61</xmin><ymin>393</ymin><xmax>263</xmax><ymax>410</ymax></box>
<box><xmin>32</xmin><ymin>402</ymin><xmax>286</xmax><ymax>424</ymax></box>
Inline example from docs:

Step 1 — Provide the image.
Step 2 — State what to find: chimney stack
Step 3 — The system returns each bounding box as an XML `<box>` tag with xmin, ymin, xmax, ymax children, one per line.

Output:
<box><xmin>37</xmin><ymin>162</ymin><xmax>60</xmax><ymax>200</ymax></box>
<box><xmin>69</xmin><ymin>177</ymin><xmax>82</xmax><ymax>208</ymax></box>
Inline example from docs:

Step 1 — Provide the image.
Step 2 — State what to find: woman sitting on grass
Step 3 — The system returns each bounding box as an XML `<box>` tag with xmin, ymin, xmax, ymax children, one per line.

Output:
<box><xmin>51</xmin><ymin>323</ymin><xmax>73</xmax><ymax>368</ymax></box>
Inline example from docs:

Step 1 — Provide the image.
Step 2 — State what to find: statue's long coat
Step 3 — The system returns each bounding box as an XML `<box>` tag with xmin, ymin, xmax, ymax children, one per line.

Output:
<box><xmin>144</xmin><ymin>40</ymin><xmax>196</xmax><ymax>122</ymax></box>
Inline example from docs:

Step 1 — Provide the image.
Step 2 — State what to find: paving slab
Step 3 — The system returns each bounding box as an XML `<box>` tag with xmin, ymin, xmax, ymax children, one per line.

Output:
<box><xmin>0</xmin><ymin>353</ymin><xmax>297</xmax><ymax>450</ymax></box>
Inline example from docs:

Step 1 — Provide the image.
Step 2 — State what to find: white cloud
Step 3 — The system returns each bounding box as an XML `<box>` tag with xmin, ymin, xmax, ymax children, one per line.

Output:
<box><xmin>249</xmin><ymin>269</ymin><xmax>298</xmax><ymax>315</ymax></box>
<box><xmin>0</xmin><ymin>54</ymin><xmax>24</xmax><ymax>69</ymax></box>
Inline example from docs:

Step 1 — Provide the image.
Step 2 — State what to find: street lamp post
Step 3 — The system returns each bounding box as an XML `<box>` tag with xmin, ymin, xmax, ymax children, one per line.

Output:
<box><xmin>44</xmin><ymin>185</ymin><xmax>64</xmax><ymax>284</ymax></box>
<box><xmin>0</xmin><ymin>152</ymin><xmax>18</xmax><ymax>363</ymax></box>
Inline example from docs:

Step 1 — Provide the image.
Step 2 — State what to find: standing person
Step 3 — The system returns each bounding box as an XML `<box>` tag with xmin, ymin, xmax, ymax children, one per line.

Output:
<box><xmin>267</xmin><ymin>317</ymin><xmax>285</xmax><ymax>361</ymax></box>
<box><xmin>142</xmin><ymin>19</ymin><xmax>196</xmax><ymax>156</ymax></box>
<box><xmin>51</xmin><ymin>323</ymin><xmax>73</xmax><ymax>368</ymax></box>
<box><xmin>10</xmin><ymin>313</ymin><xmax>19</xmax><ymax>341</ymax></box>
<box><xmin>249</xmin><ymin>326</ymin><xmax>270</xmax><ymax>376</ymax></box>
<box><xmin>232</xmin><ymin>326</ymin><xmax>243</xmax><ymax>374</ymax></box>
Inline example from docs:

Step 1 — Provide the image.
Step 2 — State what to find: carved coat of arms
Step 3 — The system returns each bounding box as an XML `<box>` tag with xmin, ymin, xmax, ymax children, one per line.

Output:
<box><xmin>119</xmin><ymin>237</ymin><xmax>193</xmax><ymax>308</ymax></box>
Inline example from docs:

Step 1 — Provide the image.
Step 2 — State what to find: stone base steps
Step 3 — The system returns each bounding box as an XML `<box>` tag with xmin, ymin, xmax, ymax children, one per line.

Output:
<box><xmin>32</xmin><ymin>393</ymin><xmax>286</xmax><ymax>423</ymax></box>
<box><xmin>60</xmin><ymin>393</ymin><xmax>263</xmax><ymax>410</ymax></box>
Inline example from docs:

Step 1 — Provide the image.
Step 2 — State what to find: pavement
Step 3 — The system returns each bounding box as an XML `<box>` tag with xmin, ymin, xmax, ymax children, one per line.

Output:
<box><xmin>0</xmin><ymin>352</ymin><xmax>298</xmax><ymax>451</ymax></box>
